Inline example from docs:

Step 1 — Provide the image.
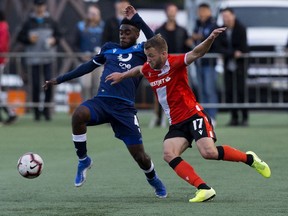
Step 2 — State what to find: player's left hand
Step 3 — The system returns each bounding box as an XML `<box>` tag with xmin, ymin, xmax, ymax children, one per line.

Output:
<box><xmin>105</xmin><ymin>72</ymin><xmax>123</xmax><ymax>85</ymax></box>
<box><xmin>209</xmin><ymin>27</ymin><xmax>227</xmax><ymax>40</ymax></box>
<box><xmin>42</xmin><ymin>78</ymin><xmax>58</xmax><ymax>90</ymax></box>
<box><xmin>124</xmin><ymin>5</ymin><xmax>137</xmax><ymax>20</ymax></box>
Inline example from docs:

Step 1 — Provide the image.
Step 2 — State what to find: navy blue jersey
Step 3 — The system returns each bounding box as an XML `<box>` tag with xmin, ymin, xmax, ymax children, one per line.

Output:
<box><xmin>56</xmin><ymin>13</ymin><xmax>153</xmax><ymax>105</ymax></box>
<box><xmin>93</xmin><ymin>42</ymin><xmax>146</xmax><ymax>104</ymax></box>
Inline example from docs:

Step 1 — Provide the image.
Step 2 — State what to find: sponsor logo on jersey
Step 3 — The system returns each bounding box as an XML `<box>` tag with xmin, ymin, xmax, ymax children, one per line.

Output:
<box><xmin>150</xmin><ymin>76</ymin><xmax>171</xmax><ymax>87</ymax></box>
<box><xmin>117</xmin><ymin>54</ymin><xmax>132</xmax><ymax>62</ymax></box>
<box><xmin>119</xmin><ymin>62</ymin><xmax>131</xmax><ymax>70</ymax></box>
<box><xmin>118</xmin><ymin>53</ymin><xmax>132</xmax><ymax>70</ymax></box>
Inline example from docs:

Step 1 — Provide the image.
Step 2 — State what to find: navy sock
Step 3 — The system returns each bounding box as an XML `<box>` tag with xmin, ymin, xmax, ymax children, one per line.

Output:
<box><xmin>144</xmin><ymin>161</ymin><xmax>156</xmax><ymax>179</ymax></box>
<box><xmin>73</xmin><ymin>134</ymin><xmax>87</xmax><ymax>159</ymax></box>
<box><xmin>145</xmin><ymin>169</ymin><xmax>156</xmax><ymax>179</ymax></box>
<box><xmin>74</xmin><ymin>141</ymin><xmax>87</xmax><ymax>159</ymax></box>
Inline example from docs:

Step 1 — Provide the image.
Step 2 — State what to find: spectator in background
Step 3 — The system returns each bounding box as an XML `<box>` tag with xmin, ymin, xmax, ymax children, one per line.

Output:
<box><xmin>217</xmin><ymin>8</ymin><xmax>249</xmax><ymax>126</ymax></box>
<box><xmin>0</xmin><ymin>10</ymin><xmax>17</xmax><ymax>125</ymax></box>
<box><xmin>75</xmin><ymin>4</ymin><xmax>105</xmax><ymax>99</ymax></box>
<box><xmin>17</xmin><ymin>0</ymin><xmax>61</xmax><ymax>121</ymax></box>
<box><xmin>155</xmin><ymin>3</ymin><xmax>191</xmax><ymax>54</ymax></box>
<box><xmin>153</xmin><ymin>3</ymin><xmax>192</xmax><ymax>127</ymax></box>
<box><xmin>102</xmin><ymin>0</ymin><xmax>130</xmax><ymax>43</ymax></box>
<box><xmin>192</xmin><ymin>3</ymin><xmax>218</xmax><ymax>126</ymax></box>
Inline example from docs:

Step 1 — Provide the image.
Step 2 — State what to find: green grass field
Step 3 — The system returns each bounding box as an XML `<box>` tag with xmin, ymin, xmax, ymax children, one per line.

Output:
<box><xmin>0</xmin><ymin>111</ymin><xmax>287</xmax><ymax>216</ymax></box>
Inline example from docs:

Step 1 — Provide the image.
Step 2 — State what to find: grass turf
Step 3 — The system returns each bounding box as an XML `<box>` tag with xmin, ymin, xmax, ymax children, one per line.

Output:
<box><xmin>0</xmin><ymin>111</ymin><xmax>287</xmax><ymax>216</ymax></box>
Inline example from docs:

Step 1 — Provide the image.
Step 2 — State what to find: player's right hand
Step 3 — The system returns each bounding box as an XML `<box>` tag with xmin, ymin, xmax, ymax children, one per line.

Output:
<box><xmin>105</xmin><ymin>72</ymin><xmax>123</xmax><ymax>85</ymax></box>
<box><xmin>43</xmin><ymin>78</ymin><xmax>58</xmax><ymax>90</ymax></box>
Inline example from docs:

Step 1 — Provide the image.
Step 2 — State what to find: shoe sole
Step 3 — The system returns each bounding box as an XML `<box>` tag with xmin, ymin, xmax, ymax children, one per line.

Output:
<box><xmin>75</xmin><ymin>161</ymin><xmax>93</xmax><ymax>187</ymax></box>
<box><xmin>155</xmin><ymin>193</ymin><xmax>168</xmax><ymax>199</ymax></box>
<box><xmin>203</xmin><ymin>194</ymin><xmax>216</xmax><ymax>202</ymax></box>
<box><xmin>189</xmin><ymin>194</ymin><xmax>216</xmax><ymax>203</ymax></box>
<box><xmin>189</xmin><ymin>193</ymin><xmax>216</xmax><ymax>203</ymax></box>
<box><xmin>189</xmin><ymin>188</ymin><xmax>216</xmax><ymax>203</ymax></box>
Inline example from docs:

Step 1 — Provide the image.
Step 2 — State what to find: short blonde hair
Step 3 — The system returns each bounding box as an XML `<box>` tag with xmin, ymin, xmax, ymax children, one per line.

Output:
<box><xmin>144</xmin><ymin>34</ymin><xmax>168</xmax><ymax>53</ymax></box>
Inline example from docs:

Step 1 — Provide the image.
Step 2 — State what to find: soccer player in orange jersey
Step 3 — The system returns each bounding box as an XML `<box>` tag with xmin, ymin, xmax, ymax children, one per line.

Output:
<box><xmin>106</xmin><ymin>27</ymin><xmax>271</xmax><ymax>202</ymax></box>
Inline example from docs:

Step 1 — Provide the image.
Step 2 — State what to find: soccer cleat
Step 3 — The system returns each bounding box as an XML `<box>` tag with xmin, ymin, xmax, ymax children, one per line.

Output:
<box><xmin>246</xmin><ymin>151</ymin><xmax>271</xmax><ymax>178</ymax></box>
<box><xmin>147</xmin><ymin>175</ymin><xmax>167</xmax><ymax>198</ymax></box>
<box><xmin>189</xmin><ymin>188</ymin><xmax>216</xmax><ymax>203</ymax></box>
<box><xmin>75</xmin><ymin>156</ymin><xmax>93</xmax><ymax>187</ymax></box>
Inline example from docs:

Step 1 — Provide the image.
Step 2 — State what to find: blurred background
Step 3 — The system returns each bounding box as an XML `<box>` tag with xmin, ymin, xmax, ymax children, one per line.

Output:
<box><xmin>1</xmin><ymin>2</ymin><xmax>287</xmax><ymax>215</ymax></box>
<box><xmin>0</xmin><ymin>0</ymin><xmax>287</xmax><ymax>126</ymax></box>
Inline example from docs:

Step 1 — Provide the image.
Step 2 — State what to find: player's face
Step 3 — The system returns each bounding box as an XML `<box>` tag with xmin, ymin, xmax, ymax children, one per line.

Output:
<box><xmin>119</xmin><ymin>24</ymin><xmax>139</xmax><ymax>48</ymax></box>
<box><xmin>144</xmin><ymin>47</ymin><xmax>167</xmax><ymax>70</ymax></box>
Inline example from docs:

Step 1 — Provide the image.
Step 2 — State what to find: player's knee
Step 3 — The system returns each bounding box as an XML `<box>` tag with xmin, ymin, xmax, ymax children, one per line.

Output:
<box><xmin>200</xmin><ymin>149</ymin><xmax>218</xmax><ymax>160</ymax></box>
<box><xmin>72</xmin><ymin>106</ymin><xmax>90</xmax><ymax>126</ymax></box>
<box><xmin>163</xmin><ymin>150</ymin><xmax>175</xmax><ymax>163</ymax></box>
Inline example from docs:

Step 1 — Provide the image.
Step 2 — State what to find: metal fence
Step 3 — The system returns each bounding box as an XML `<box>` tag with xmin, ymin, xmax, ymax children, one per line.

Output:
<box><xmin>191</xmin><ymin>52</ymin><xmax>288</xmax><ymax>109</ymax></box>
<box><xmin>0</xmin><ymin>52</ymin><xmax>288</xmax><ymax>115</ymax></box>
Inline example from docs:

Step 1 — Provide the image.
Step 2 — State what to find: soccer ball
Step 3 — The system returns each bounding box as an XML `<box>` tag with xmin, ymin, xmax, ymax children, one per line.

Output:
<box><xmin>17</xmin><ymin>152</ymin><xmax>44</xmax><ymax>179</ymax></box>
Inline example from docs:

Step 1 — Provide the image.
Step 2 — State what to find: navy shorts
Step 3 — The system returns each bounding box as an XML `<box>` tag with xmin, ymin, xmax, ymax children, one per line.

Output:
<box><xmin>81</xmin><ymin>97</ymin><xmax>142</xmax><ymax>145</ymax></box>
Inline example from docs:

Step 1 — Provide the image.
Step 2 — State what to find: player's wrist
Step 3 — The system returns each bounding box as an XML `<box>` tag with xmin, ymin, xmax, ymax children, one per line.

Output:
<box><xmin>122</xmin><ymin>71</ymin><xmax>128</xmax><ymax>79</ymax></box>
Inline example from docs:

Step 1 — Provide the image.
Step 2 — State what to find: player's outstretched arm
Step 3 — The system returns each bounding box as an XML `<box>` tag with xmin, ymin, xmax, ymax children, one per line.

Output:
<box><xmin>105</xmin><ymin>65</ymin><xmax>143</xmax><ymax>85</ymax></box>
<box><xmin>185</xmin><ymin>27</ymin><xmax>226</xmax><ymax>65</ymax></box>
<box><xmin>43</xmin><ymin>60</ymin><xmax>99</xmax><ymax>90</ymax></box>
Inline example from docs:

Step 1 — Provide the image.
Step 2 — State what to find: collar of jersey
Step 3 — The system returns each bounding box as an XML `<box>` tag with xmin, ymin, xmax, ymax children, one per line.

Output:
<box><xmin>157</xmin><ymin>59</ymin><xmax>170</xmax><ymax>77</ymax></box>
<box><xmin>103</xmin><ymin>43</ymin><xmax>143</xmax><ymax>55</ymax></box>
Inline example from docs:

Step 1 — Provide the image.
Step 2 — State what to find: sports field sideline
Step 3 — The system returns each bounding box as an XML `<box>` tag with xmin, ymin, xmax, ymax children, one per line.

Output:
<box><xmin>0</xmin><ymin>111</ymin><xmax>287</xmax><ymax>216</ymax></box>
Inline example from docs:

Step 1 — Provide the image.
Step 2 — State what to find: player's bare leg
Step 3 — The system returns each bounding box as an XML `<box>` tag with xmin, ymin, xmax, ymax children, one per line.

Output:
<box><xmin>196</xmin><ymin>138</ymin><xmax>218</xmax><ymax>159</ymax></box>
<box><xmin>196</xmin><ymin>137</ymin><xmax>271</xmax><ymax>177</ymax></box>
<box><xmin>163</xmin><ymin>137</ymin><xmax>215</xmax><ymax>202</ymax></box>
<box><xmin>127</xmin><ymin>144</ymin><xmax>167</xmax><ymax>198</ymax></box>
<box><xmin>127</xmin><ymin>144</ymin><xmax>152</xmax><ymax>169</ymax></box>
<box><xmin>72</xmin><ymin>105</ymin><xmax>93</xmax><ymax>187</ymax></box>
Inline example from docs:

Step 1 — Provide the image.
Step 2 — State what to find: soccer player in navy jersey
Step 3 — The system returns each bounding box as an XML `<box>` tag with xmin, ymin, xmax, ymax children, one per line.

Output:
<box><xmin>43</xmin><ymin>6</ymin><xmax>167</xmax><ymax>198</ymax></box>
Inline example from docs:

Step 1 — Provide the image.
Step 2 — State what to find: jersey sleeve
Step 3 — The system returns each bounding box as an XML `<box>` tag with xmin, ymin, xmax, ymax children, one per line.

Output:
<box><xmin>92</xmin><ymin>42</ymin><xmax>110</xmax><ymax>66</ymax></box>
<box><xmin>171</xmin><ymin>54</ymin><xmax>187</xmax><ymax>67</ymax></box>
<box><xmin>92</xmin><ymin>54</ymin><xmax>105</xmax><ymax>66</ymax></box>
<box><xmin>130</xmin><ymin>13</ymin><xmax>154</xmax><ymax>40</ymax></box>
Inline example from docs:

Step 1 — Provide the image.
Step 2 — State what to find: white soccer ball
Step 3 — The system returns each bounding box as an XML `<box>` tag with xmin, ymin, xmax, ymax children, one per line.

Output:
<box><xmin>17</xmin><ymin>152</ymin><xmax>44</xmax><ymax>179</ymax></box>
